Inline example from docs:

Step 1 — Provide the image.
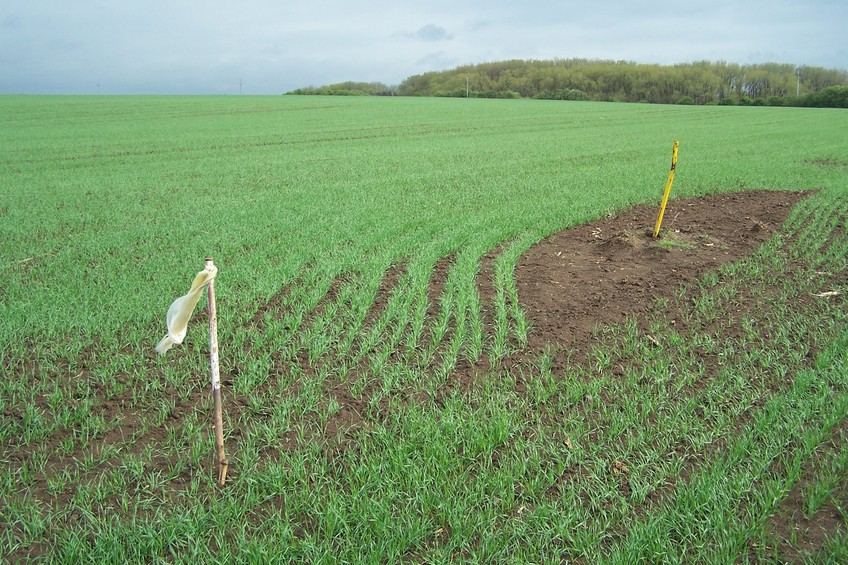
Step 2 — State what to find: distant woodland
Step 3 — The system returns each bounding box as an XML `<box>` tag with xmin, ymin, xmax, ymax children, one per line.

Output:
<box><xmin>288</xmin><ymin>59</ymin><xmax>848</xmax><ymax>107</ymax></box>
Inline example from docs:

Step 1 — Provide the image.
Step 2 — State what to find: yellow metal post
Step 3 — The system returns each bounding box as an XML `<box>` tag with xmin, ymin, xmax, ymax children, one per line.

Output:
<box><xmin>653</xmin><ymin>141</ymin><xmax>679</xmax><ymax>238</ymax></box>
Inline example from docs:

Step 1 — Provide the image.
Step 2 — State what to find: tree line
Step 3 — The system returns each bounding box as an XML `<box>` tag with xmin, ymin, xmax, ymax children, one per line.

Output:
<box><xmin>287</xmin><ymin>81</ymin><xmax>395</xmax><ymax>96</ymax></box>
<box><xmin>398</xmin><ymin>59</ymin><xmax>848</xmax><ymax>106</ymax></box>
<box><xmin>288</xmin><ymin>59</ymin><xmax>848</xmax><ymax>107</ymax></box>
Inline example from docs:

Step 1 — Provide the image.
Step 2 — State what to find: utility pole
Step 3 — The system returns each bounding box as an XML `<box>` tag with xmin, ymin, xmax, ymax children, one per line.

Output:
<box><xmin>795</xmin><ymin>67</ymin><xmax>801</xmax><ymax>97</ymax></box>
<box><xmin>466</xmin><ymin>77</ymin><xmax>469</xmax><ymax>98</ymax></box>
<box><xmin>239</xmin><ymin>79</ymin><xmax>243</xmax><ymax>95</ymax></box>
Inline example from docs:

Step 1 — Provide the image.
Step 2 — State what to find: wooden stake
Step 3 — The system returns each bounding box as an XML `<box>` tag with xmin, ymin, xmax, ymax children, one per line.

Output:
<box><xmin>206</xmin><ymin>258</ymin><xmax>228</xmax><ymax>487</ymax></box>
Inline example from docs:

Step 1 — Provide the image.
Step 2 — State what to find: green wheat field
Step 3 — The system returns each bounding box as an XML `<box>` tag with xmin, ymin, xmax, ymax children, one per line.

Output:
<box><xmin>2</xmin><ymin>95</ymin><xmax>848</xmax><ymax>562</ymax></box>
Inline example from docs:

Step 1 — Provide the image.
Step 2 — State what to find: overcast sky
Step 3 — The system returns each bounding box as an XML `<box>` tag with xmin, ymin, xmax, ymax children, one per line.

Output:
<box><xmin>2</xmin><ymin>1</ymin><xmax>845</xmax><ymax>95</ymax></box>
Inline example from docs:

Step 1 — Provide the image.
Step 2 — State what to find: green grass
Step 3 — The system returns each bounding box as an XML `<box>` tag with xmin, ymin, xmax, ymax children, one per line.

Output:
<box><xmin>1</xmin><ymin>95</ymin><xmax>847</xmax><ymax>562</ymax></box>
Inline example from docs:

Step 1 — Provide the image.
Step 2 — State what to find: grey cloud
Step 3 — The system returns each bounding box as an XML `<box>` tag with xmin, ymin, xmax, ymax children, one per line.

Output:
<box><xmin>415</xmin><ymin>24</ymin><xmax>452</xmax><ymax>42</ymax></box>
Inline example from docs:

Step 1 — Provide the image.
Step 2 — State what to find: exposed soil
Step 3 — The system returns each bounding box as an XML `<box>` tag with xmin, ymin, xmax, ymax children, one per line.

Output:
<box><xmin>512</xmin><ymin>190</ymin><xmax>809</xmax><ymax>364</ymax></box>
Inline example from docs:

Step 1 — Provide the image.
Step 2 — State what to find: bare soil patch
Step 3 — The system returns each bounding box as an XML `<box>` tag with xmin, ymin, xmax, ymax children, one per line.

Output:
<box><xmin>513</xmin><ymin>190</ymin><xmax>808</xmax><ymax>363</ymax></box>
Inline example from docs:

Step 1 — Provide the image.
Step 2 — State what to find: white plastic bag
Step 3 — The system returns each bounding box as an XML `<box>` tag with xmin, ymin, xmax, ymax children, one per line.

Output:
<box><xmin>155</xmin><ymin>264</ymin><xmax>218</xmax><ymax>355</ymax></box>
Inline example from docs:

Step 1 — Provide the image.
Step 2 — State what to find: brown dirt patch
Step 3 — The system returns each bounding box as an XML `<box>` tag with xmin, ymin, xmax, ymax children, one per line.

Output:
<box><xmin>513</xmin><ymin>190</ymin><xmax>808</xmax><ymax>362</ymax></box>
